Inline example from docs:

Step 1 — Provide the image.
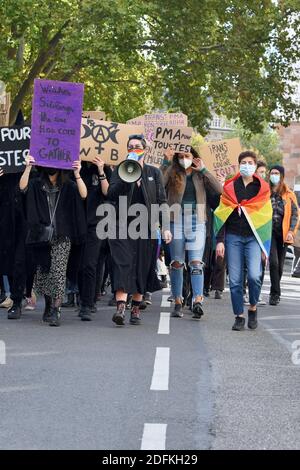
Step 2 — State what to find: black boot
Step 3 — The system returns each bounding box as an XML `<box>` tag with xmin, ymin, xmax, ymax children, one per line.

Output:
<box><xmin>79</xmin><ymin>305</ymin><xmax>92</xmax><ymax>321</ymax></box>
<box><xmin>62</xmin><ymin>293</ymin><xmax>75</xmax><ymax>308</ymax></box>
<box><xmin>43</xmin><ymin>295</ymin><xmax>52</xmax><ymax>323</ymax></box>
<box><xmin>232</xmin><ymin>316</ymin><xmax>245</xmax><ymax>331</ymax></box>
<box><xmin>49</xmin><ymin>307</ymin><xmax>61</xmax><ymax>327</ymax></box>
<box><xmin>269</xmin><ymin>294</ymin><xmax>280</xmax><ymax>306</ymax></box>
<box><xmin>248</xmin><ymin>309</ymin><xmax>258</xmax><ymax>330</ymax></box>
<box><xmin>7</xmin><ymin>302</ymin><xmax>22</xmax><ymax>319</ymax></box>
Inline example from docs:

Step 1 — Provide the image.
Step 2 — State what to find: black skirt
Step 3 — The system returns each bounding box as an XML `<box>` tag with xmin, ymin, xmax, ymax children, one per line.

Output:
<box><xmin>109</xmin><ymin>229</ymin><xmax>161</xmax><ymax>295</ymax></box>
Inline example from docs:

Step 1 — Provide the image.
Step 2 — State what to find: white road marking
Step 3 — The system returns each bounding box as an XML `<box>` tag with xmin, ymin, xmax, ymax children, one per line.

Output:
<box><xmin>9</xmin><ymin>351</ymin><xmax>61</xmax><ymax>357</ymax></box>
<box><xmin>161</xmin><ymin>295</ymin><xmax>172</xmax><ymax>308</ymax></box>
<box><xmin>150</xmin><ymin>347</ymin><xmax>170</xmax><ymax>391</ymax></box>
<box><xmin>141</xmin><ymin>423</ymin><xmax>167</xmax><ymax>450</ymax></box>
<box><xmin>158</xmin><ymin>312</ymin><xmax>170</xmax><ymax>335</ymax></box>
<box><xmin>0</xmin><ymin>385</ymin><xmax>44</xmax><ymax>393</ymax></box>
<box><xmin>260</xmin><ymin>315</ymin><xmax>300</xmax><ymax>320</ymax></box>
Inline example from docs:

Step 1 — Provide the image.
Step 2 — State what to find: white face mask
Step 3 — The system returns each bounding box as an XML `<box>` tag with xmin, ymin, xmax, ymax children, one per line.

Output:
<box><xmin>179</xmin><ymin>158</ymin><xmax>192</xmax><ymax>169</ymax></box>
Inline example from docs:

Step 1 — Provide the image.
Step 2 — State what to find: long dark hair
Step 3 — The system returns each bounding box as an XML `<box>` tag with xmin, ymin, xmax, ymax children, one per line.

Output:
<box><xmin>168</xmin><ymin>146</ymin><xmax>198</xmax><ymax>192</ymax></box>
<box><xmin>39</xmin><ymin>168</ymin><xmax>70</xmax><ymax>187</ymax></box>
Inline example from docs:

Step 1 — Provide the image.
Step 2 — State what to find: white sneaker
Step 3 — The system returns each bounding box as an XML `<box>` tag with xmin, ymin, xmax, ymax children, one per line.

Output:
<box><xmin>257</xmin><ymin>296</ymin><xmax>266</xmax><ymax>306</ymax></box>
<box><xmin>0</xmin><ymin>296</ymin><xmax>13</xmax><ymax>309</ymax></box>
<box><xmin>243</xmin><ymin>295</ymin><xmax>250</xmax><ymax>306</ymax></box>
<box><xmin>24</xmin><ymin>297</ymin><xmax>36</xmax><ymax>311</ymax></box>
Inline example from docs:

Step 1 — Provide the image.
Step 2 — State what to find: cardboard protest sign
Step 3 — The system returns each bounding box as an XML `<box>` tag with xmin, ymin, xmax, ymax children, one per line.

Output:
<box><xmin>82</xmin><ymin>110</ymin><xmax>106</xmax><ymax>121</ymax></box>
<box><xmin>30</xmin><ymin>79</ymin><xmax>84</xmax><ymax>170</ymax></box>
<box><xmin>0</xmin><ymin>125</ymin><xmax>31</xmax><ymax>173</ymax></box>
<box><xmin>80</xmin><ymin>118</ymin><xmax>144</xmax><ymax>165</ymax></box>
<box><xmin>198</xmin><ymin>138</ymin><xmax>242</xmax><ymax>178</ymax></box>
<box><xmin>0</xmin><ymin>92</ymin><xmax>11</xmax><ymax>127</ymax></box>
<box><xmin>145</xmin><ymin>125</ymin><xmax>193</xmax><ymax>167</ymax></box>
<box><xmin>127</xmin><ymin>112</ymin><xmax>188</xmax><ymax>142</ymax></box>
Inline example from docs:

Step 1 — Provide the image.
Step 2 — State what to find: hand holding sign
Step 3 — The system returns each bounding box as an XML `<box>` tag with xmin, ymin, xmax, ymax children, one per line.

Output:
<box><xmin>92</xmin><ymin>156</ymin><xmax>105</xmax><ymax>173</ymax></box>
<box><xmin>191</xmin><ymin>156</ymin><xmax>205</xmax><ymax>172</ymax></box>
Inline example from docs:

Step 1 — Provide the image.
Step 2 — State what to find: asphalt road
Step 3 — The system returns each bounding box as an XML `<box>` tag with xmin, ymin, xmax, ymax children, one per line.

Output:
<box><xmin>0</xmin><ymin>263</ymin><xmax>299</xmax><ymax>450</ymax></box>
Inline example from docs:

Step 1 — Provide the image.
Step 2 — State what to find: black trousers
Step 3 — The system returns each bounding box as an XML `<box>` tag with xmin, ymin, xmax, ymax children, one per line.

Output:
<box><xmin>269</xmin><ymin>231</ymin><xmax>287</xmax><ymax>296</ymax></box>
<box><xmin>79</xmin><ymin>229</ymin><xmax>104</xmax><ymax>308</ymax></box>
<box><xmin>8</xmin><ymin>236</ymin><xmax>26</xmax><ymax>305</ymax></box>
<box><xmin>204</xmin><ymin>252</ymin><xmax>226</xmax><ymax>292</ymax></box>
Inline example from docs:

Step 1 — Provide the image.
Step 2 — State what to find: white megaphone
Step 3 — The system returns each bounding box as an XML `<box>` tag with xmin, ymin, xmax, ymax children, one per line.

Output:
<box><xmin>118</xmin><ymin>151</ymin><xmax>143</xmax><ymax>183</ymax></box>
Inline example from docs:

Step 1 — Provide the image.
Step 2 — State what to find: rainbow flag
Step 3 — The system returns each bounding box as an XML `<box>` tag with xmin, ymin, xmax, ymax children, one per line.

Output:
<box><xmin>214</xmin><ymin>174</ymin><xmax>273</xmax><ymax>257</ymax></box>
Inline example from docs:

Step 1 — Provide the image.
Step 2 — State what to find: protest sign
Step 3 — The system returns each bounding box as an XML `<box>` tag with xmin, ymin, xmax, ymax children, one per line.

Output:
<box><xmin>145</xmin><ymin>125</ymin><xmax>193</xmax><ymax>167</ymax></box>
<box><xmin>80</xmin><ymin>118</ymin><xmax>144</xmax><ymax>165</ymax></box>
<box><xmin>82</xmin><ymin>111</ymin><xmax>106</xmax><ymax>121</ymax></box>
<box><xmin>0</xmin><ymin>92</ymin><xmax>11</xmax><ymax>127</ymax></box>
<box><xmin>198</xmin><ymin>138</ymin><xmax>242</xmax><ymax>178</ymax></box>
<box><xmin>29</xmin><ymin>79</ymin><xmax>84</xmax><ymax>170</ymax></box>
<box><xmin>0</xmin><ymin>125</ymin><xmax>31</xmax><ymax>173</ymax></box>
<box><xmin>127</xmin><ymin>112</ymin><xmax>188</xmax><ymax>142</ymax></box>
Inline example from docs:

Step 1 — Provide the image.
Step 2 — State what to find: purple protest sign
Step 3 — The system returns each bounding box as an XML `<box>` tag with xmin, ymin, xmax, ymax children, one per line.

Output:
<box><xmin>30</xmin><ymin>79</ymin><xmax>84</xmax><ymax>169</ymax></box>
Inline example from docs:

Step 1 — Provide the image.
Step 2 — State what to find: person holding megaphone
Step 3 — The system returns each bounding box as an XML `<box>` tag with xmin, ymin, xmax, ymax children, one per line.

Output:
<box><xmin>108</xmin><ymin>134</ymin><xmax>172</xmax><ymax>326</ymax></box>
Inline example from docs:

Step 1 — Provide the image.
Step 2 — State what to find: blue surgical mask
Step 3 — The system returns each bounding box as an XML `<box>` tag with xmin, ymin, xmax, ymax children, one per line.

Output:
<box><xmin>270</xmin><ymin>174</ymin><xmax>280</xmax><ymax>185</ymax></box>
<box><xmin>240</xmin><ymin>163</ymin><xmax>256</xmax><ymax>177</ymax></box>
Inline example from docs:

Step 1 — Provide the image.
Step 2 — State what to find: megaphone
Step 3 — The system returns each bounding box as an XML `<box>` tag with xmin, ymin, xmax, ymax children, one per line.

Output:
<box><xmin>118</xmin><ymin>151</ymin><xmax>143</xmax><ymax>183</ymax></box>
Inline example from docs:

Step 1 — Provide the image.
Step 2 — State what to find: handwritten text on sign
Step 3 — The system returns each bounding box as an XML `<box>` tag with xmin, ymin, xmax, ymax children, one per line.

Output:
<box><xmin>199</xmin><ymin>138</ymin><xmax>242</xmax><ymax>178</ymax></box>
<box><xmin>30</xmin><ymin>79</ymin><xmax>84</xmax><ymax>169</ymax></box>
<box><xmin>127</xmin><ymin>112</ymin><xmax>188</xmax><ymax>143</ymax></box>
<box><xmin>0</xmin><ymin>126</ymin><xmax>31</xmax><ymax>173</ymax></box>
<box><xmin>145</xmin><ymin>125</ymin><xmax>193</xmax><ymax>167</ymax></box>
<box><xmin>80</xmin><ymin>118</ymin><xmax>144</xmax><ymax>164</ymax></box>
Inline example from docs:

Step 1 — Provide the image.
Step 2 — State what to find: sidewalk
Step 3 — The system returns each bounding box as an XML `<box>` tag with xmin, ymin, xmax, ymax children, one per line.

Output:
<box><xmin>199</xmin><ymin>291</ymin><xmax>300</xmax><ymax>450</ymax></box>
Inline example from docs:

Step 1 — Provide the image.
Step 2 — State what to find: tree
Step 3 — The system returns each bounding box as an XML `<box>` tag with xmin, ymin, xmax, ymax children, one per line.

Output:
<box><xmin>228</xmin><ymin>122</ymin><xmax>283</xmax><ymax>167</ymax></box>
<box><xmin>1</xmin><ymin>0</ymin><xmax>300</xmax><ymax>132</ymax></box>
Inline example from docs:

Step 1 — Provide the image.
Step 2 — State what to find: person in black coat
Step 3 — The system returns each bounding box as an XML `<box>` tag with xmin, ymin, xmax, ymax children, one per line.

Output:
<box><xmin>107</xmin><ymin>135</ymin><xmax>172</xmax><ymax>326</ymax></box>
<box><xmin>17</xmin><ymin>155</ymin><xmax>87</xmax><ymax>326</ymax></box>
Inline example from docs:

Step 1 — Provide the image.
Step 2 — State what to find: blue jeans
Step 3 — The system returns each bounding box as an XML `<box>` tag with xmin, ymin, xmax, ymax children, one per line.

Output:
<box><xmin>225</xmin><ymin>233</ymin><xmax>262</xmax><ymax>316</ymax></box>
<box><xmin>170</xmin><ymin>214</ymin><xmax>206</xmax><ymax>301</ymax></box>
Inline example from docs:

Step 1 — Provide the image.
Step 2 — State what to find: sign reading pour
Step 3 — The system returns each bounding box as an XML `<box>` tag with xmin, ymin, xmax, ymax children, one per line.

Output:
<box><xmin>30</xmin><ymin>79</ymin><xmax>84</xmax><ymax>170</ymax></box>
<box><xmin>0</xmin><ymin>125</ymin><xmax>31</xmax><ymax>173</ymax></box>
<box><xmin>80</xmin><ymin>118</ymin><xmax>144</xmax><ymax>165</ymax></box>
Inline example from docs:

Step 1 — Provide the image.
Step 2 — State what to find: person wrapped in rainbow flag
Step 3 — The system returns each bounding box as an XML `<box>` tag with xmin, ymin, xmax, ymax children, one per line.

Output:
<box><xmin>214</xmin><ymin>151</ymin><xmax>272</xmax><ymax>331</ymax></box>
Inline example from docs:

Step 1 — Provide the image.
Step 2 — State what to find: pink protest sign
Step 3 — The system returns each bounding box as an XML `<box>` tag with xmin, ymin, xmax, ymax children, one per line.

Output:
<box><xmin>30</xmin><ymin>79</ymin><xmax>84</xmax><ymax>169</ymax></box>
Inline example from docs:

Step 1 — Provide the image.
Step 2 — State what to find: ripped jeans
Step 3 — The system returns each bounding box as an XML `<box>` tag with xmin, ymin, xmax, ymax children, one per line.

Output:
<box><xmin>169</xmin><ymin>214</ymin><xmax>206</xmax><ymax>301</ymax></box>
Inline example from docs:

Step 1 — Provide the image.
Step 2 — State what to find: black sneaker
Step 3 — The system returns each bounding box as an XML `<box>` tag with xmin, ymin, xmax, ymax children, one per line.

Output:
<box><xmin>79</xmin><ymin>306</ymin><xmax>92</xmax><ymax>321</ymax></box>
<box><xmin>49</xmin><ymin>307</ymin><xmax>61</xmax><ymax>327</ymax></box>
<box><xmin>7</xmin><ymin>303</ymin><xmax>22</xmax><ymax>320</ymax></box>
<box><xmin>42</xmin><ymin>295</ymin><xmax>52</xmax><ymax>323</ymax></box>
<box><xmin>232</xmin><ymin>316</ymin><xmax>245</xmax><ymax>331</ymax></box>
<box><xmin>171</xmin><ymin>303</ymin><xmax>183</xmax><ymax>318</ymax></box>
<box><xmin>112</xmin><ymin>304</ymin><xmax>125</xmax><ymax>326</ymax></box>
<box><xmin>269</xmin><ymin>294</ymin><xmax>280</xmax><ymax>306</ymax></box>
<box><xmin>192</xmin><ymin>302</ymin><xmax>204</xmax><ymax>319</ymax></box>
<box><xmin>248</xmin><ymin>309</ymin><xmax>258</xmax><ymax>330</ymax></box>
<box><xmin>203</xmin><ymin>289</ymin><xmax>210</xmax><ymax>298</ymax></box>
<box><xmin>130</xmin><ymin>306</ymin><xmax>141</xmax><ymax>325</ymax></box>
<box><xmin>215</xmin><ymin>290</ymin><xmax>223</xmax><ymax>300</ymax></box>
<box><xmin>144</xmin><ymin>292</ymin><xmax>152</xmax><ymax>305</ymax></box>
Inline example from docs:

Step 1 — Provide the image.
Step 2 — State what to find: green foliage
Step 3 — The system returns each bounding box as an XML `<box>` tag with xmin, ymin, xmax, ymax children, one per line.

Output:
<box><xmin>228</xmin><ymin>122</ymin><xmax>283</xmax><ymax>167</ymax></box>
<box><xmin>1</xmin><ymin>0</ymin><xmax>300</xmax><ymax>131</ymax></box>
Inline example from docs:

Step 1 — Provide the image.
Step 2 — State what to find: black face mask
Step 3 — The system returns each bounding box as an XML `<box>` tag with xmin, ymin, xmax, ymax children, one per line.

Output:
<box><xmin>44</xmin><ymin>168</ymin><xmax>58</xmax><ymax>176</ymax></box>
